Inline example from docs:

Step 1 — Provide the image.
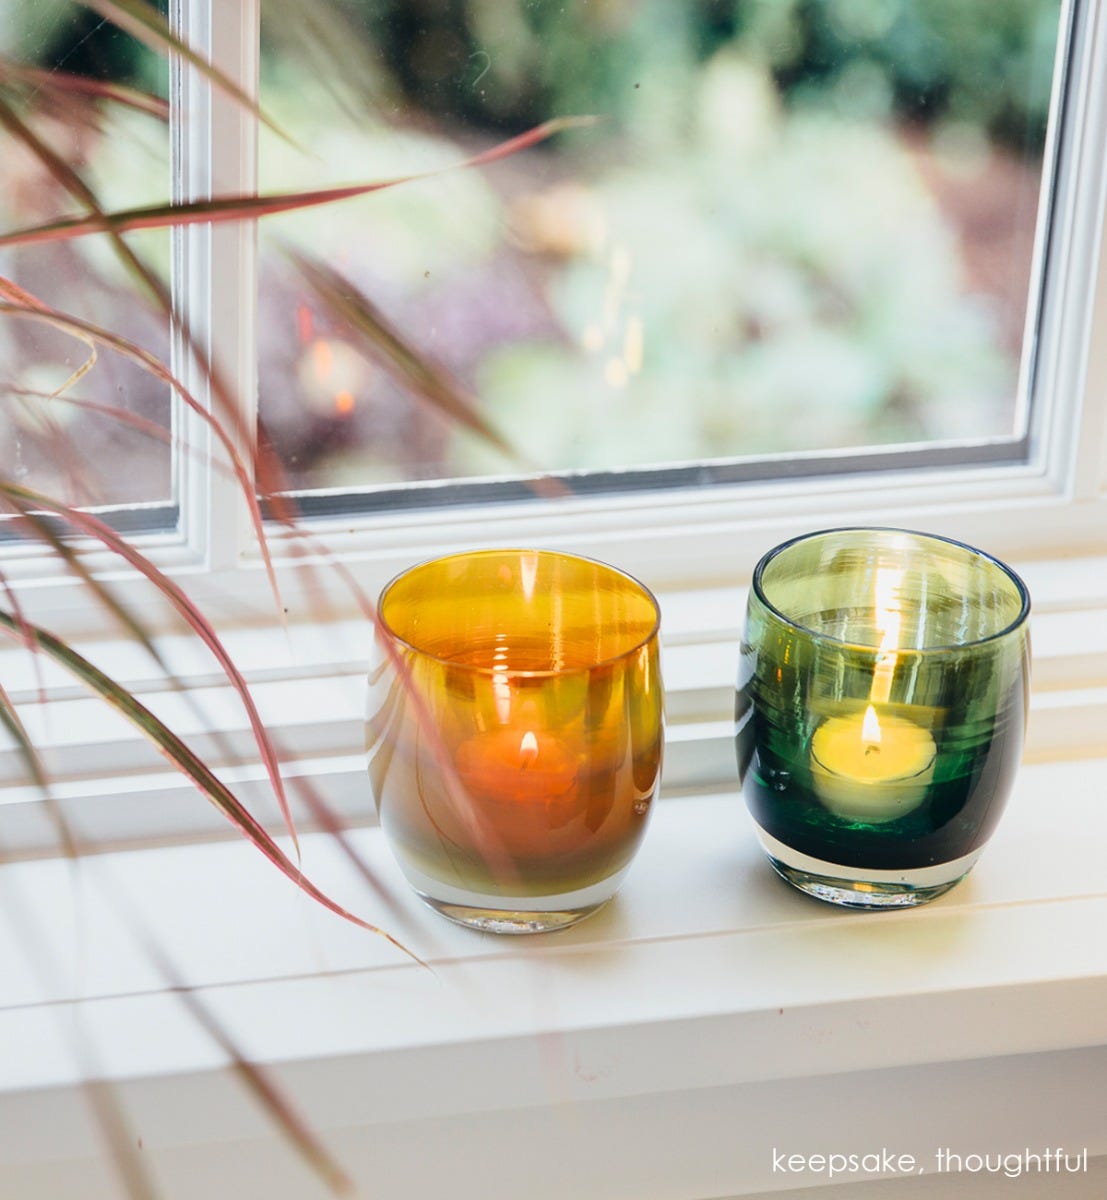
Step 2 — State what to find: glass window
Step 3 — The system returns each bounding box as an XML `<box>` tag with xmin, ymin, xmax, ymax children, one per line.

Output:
<box><xmin>256</xmin><ymin>0</ymin><xmax>1063</xmax><ymax>504</ymax></box>
<box><xmin>0</xmin><ymin>0</ymin><xmax>173</xmax><ymax>514</ymax></box>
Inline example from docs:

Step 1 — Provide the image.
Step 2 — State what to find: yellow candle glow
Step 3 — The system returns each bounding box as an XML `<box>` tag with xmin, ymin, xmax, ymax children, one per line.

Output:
<box><xmin>810</xmin><ymin>704</ymin><xmax>936</xmax><ymax>823</ymax></box>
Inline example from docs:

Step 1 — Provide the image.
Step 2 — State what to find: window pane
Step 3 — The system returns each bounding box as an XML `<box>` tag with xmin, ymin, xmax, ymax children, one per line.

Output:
<box><xmin>0</xmin><ymin>1</ymin><xmax>173</xmax><ymax>512</ymax></box>
<box><xmin>257</xmin><ymin>0</ymin><xmax>1062</xmax><ymax>496</ymax></box>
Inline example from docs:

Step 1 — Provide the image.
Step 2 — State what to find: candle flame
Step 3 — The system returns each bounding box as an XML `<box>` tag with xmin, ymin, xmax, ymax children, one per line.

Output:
<box><xmin>519</xmin><ymin>730</ymin><xmax>539</xmax><ymax>767</ymax></box>
<box><xmin>862</xmin><ymin>704</ymin><xmax>882</xmax><ymax>746</ymax></box>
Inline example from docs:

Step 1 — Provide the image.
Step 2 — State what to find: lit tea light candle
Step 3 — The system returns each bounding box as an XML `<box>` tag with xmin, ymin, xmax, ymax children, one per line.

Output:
<box><xmin>455</xmin><ymin>727</ymin><xmax>580</xmax><ymax>806</ymax></box>
<box><xmin>810</xmin><ymin>704</ymin><xmax>936</xmax><ymax>824</ymax></box>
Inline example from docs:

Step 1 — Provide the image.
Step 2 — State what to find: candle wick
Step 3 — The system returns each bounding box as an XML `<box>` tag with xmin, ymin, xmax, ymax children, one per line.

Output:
<box><xmin>864</xmin><ymin>744</ymin><xmax>879</xmax><ymax>757</ymax></box>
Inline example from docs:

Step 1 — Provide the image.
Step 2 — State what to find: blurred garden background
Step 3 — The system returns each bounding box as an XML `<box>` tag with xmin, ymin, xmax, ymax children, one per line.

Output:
<box><xmin>0</xmin><ymin>0</ymin><xmax>1064</xmax><ymax>504</ymax></box>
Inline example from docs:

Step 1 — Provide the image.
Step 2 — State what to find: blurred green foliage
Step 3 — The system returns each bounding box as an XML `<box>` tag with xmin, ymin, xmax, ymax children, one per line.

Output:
<box><xmin>735</xmin><ymin>0</ymin><xmax>1061</xmax><ymax>151</ymax></box>
<box><xmin>6</xmin><ymin>0</ymin><xmax>168</xmax><ymax>94</ymax></box>
<box><xmin>8</xmin><ymin>0</ymin><xmax>1059</xmax><ymax>153</ymax></box>
<box><xmin>1</xmin><ymin>0</ymin><xmax>1063</xmax><ymax>486</ymax></box>
<box><xmin>344</xmin><ymin>0</ymin><xmax>1059</xmax><ymax>156</ymax></box>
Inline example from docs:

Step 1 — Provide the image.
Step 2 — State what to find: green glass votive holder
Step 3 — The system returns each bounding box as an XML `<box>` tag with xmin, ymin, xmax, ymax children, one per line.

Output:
<box><xmin>736</xmin><ymin>528</ymin><xmax>1030</xmax><ymax>908</ymax></box>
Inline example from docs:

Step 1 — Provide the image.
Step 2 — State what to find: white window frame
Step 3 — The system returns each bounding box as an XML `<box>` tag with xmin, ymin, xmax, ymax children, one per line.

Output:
<box><xmin>0</xmin><ymin>0</ymin><xmax>1104</xmax><ymax>845</ymax></box>
<box><xmin>2</xmin><ymin>2</ymin><xmax>1104</xmax><ymax>619</ymax></box>
<box><xmin>3</xmin><ymin>9</ymin><xmax>1107</xmax><ymax>1191</ymax></box>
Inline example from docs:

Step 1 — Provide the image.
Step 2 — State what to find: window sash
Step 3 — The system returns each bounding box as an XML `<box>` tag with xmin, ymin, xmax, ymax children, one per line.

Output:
<box><xmin>245</xmin><ymin>0</ymin><xmax>1073</xmax><ymax>513</ymax></box>
<box><xmin>1</xmin><ymin>0</ymin><xmax>1104</xmax><ymax>622</ymax></box>
<box><xmin>172</xmin><ymin>0</ymin><xmax>1107</xmax><ymax>588</ymax></box>
<box><xmin>238</xmin><ymin>0</ymin><xmax>1104</xmax><ymax>588</ymax></box>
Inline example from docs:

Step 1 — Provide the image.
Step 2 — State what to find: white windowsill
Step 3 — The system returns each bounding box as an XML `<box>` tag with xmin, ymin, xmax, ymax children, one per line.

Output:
<box><xmin>3</xmin><ymin>756</ymin><xmax>1106</xmax><ymax>1199</ymax></box>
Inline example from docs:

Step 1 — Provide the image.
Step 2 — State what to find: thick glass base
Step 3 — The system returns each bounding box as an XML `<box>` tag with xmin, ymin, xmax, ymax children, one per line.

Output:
<box><xmin>416</xmin><ymin>895</ymin><xmax>609</xmax><ymax>934</ymax></box>
<box><xmin>400</xmin><ymin>860</ymin><xmax>632</xmax><ymax>934</ymax></box>
<box><xmin>755</xmin><ymin>829</ymin><xmax>983</xmax><ymax>910</ymax></box>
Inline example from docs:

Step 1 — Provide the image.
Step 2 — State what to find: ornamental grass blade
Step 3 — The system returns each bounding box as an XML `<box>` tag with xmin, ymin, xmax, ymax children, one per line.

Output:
<box><xmin>0</xmin><ymin>566</ymin><xmax>48</xmax><ymax>709</ymax></box>
<box><xmin>0</xmin><ymin>609</ymin><xmax>419</xmax><ymax>961</ymax></box>
<box><xmin>0</xmin><ymin>863</ymin><xmax>162</xmax><ymax>1200</ymax></box>
<box><xmin>0</xmin><ymin>59</ymin><xmax>170</xmax><ymax>121</ymax></box>
<box><xmin>0</xmin><ymin>116</ymin><xmax>596</xmax><ymax>248</ymax></box>
<box><xmin>0</xmin><ymin>288</ymin><xmax>293</xmax><ymax>844</ymax></box>
<box><xmin>3</xmin><ymin>28</ymin><xmax>271</xmax><ymax>575</ymax></box>
<box><xmin>0</xmin><ymin>679</ymin><xmax>51</xmax><ymax>799</ymax></box>
<box><xmin>0</xmin><ymin>101</ymin><xmax>580</xmax><ymax>503</ymax></box>
<box><xmin>2</xmin><ymin>386</ymin><xmax>267</xmax><ymax>508</ymax></box>
<box><xmin>0</xmin><ymin>97</ymin><xmax>175</xmax><ymax>320</ymax></box>
<box><xmin>0</xmin><ymin>111</ymin><xmax>281</xmax><ymax>613</ymax></box>
<box><xmin>4</xmin><ymin>763</ymin><xmax>338</xmax><ymax>1200</ymax></box>
<box><xmin>0</xmin><ymin>94</ymin><xmax>128</xmax><ymax>236</ymax></box>
<box><xmin>0</xmin><ymin>277</ymin><xmax>98</xmax><ymax>381</ymax></box>
<box><xmin>0</xmin><ymin>89</ymin><xmax>191</xmax><ymax>353</ymax></box>
<box><xmin>287</xmin><ymin>248</ymin><xmax>514</xmax><ymax>459</ymax></box>
<box><xmin>76</xmin><ymin>0</ymin><xmax>286</xmax><ymax>138</ymax></box>
<box><xmin>0</xmin><ymin>292</ymin><xmax>283</xmax><ymax>614</ymax></box>
<box><xmin>1</xmin><ymin>501</ymin><xmax>229</xmax><ymax>750</ymax></box>
<box><xmin>259</xmin><ymin>0</ymin><xmax>383</xmax><ymax>123</ymax></box>
<box><xmin>2</xmin><ymin>465</ymin><xmax>403</xmax><ymax>923</ymax></box>
<box><xmin>79</xmin><ymin>1080</ymin><xmax>162</xmax><ymax>1200</ymax></box>
<box><xmin>283</xmin><ymin>251</ymin><xmax>569</xmax><ymax>495</ymax></box>
<box><xmin>2</xmin><ymin>35</ymin><xmax>286</xmax><ymax>620</ymax></box>
<box><xmin>0</xmin><ymin>483</ymin><xmax>300</xmax><ymax>855</ymax></box>
<box><xmin>3</xmin><ymin>385</ymin><xmax>179</xmax><ymax>450</ymax></box>
<box><xmin>0</xmin><ymin>676</ymin><xmax>82</xmax><ymax>860</ymax></box>
<box><xmin>117</xmin><ymin>910</ymin><xmax>354</xmax><ymax>1196</ymax></box>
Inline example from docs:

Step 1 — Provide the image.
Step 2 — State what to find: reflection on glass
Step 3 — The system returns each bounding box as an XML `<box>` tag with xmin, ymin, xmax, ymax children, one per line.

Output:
<box><xmin>368</xmin><ymin>549</ymin><xmax>663</xmax><ymax>933</ymax></box>
<box><xmin>257</xmin><ymin>0</ymin><xmax>1063</xmax><ymax>495</ymax></box>
<box><xmin>0</xmin><ymin>1</ymin><xmax>172</xmax><ymax>510</ymax></box>
<box><xmin>736</xmin><ymin>528</ymin><xmax>1031</xmax><ymax>908</ymax></box>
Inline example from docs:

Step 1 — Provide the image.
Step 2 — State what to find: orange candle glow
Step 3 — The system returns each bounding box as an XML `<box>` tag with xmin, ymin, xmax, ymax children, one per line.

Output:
<box><xmin>369</xmin><ymin>547</ymin><xmax>662</xmax><ymax>932</ymax></box>
<box><xmin>455</xmin><ymin>727</ymin><xmax>580</xmax><ymax>805</ymax></box>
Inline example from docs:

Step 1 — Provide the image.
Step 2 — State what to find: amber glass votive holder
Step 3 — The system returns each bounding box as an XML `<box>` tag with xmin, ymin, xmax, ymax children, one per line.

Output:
<box><xmin>368</xmin><ymin>549</ymin><xmax>663</xmax><ymax>933</ymax></box>
<box><xmin>736</xmin><ymin>528</ymin><xmax>1030</xmax><ymax>909</ymax></box>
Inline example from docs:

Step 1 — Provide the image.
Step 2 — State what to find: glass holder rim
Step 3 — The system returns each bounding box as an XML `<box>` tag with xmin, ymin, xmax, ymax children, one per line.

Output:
<box><xmin>750</xmin><ymin>525</ymin><xmax>1031</xmax><ymax>654</ymax></box>
<box><xmin>375</xmin><ymin>546</ymin><xmax>662</xmax><ymax>677</ymax></box>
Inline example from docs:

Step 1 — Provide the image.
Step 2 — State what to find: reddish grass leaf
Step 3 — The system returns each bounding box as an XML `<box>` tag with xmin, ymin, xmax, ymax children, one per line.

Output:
<box><xmin>287</xmin><ymin>248</ymin><xmax>514</xmax><ymax>458</ymax></box>
<box><xmin>0</xmin><ymin>399</ymin><xmax>409</xmax><ymax>916</ymax></box>
<box><xmin>0</xmin><ymin>60</ymin><xmax>170</xmax><ymax>120</ymax></box>
<box><xmin>3</xmin><ymin>44</ymin><xmax>281</xmax><ymax>600</ymax></box>
<box><xmin>0</xmin><ymin>608</ymin><xmax>420</xmax><ymax>961</ymax></box>
<box><xmin>0</xmin><ymin>870</ymin><xmax>163</xmax><ymax>1200</ymax></box>
<box><xmin>0</xmin><ymin>292</ymin><xmax>284</xmax><ymax>617</ymax></box>
<box><xmin>0</xmin><ymin>116</ymin><xmax>596</xmax><ymax>248</ymax></box>
<box><xmin>0</xmin><ymin>681</ymin><xmax>51</xmax><ymax>798</ymax></box>
<box><xmin>3</xmin><ymin>385</ymin><xmax>176</xmax><ymax>449</ymax></box>
<box><xmin>123</xmin><ymin>915</ymin><xmax>355</xmax><ymax>1195</ymax></box>
<box><xmin>0</xmin><ymin>483</ymin><xmax>301</xmax><ymax>855</ymax></box>
<box><xmin>76</xmin><ymin>0</ymin><xmax>285</xmax><ymax>137</ymax></box>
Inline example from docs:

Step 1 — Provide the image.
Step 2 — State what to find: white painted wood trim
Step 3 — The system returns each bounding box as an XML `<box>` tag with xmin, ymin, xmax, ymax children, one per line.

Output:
<box><xmin>171</xmin><ymin>0</ymin><xmax>260</xmax><ymax>571</ymax></box>
<box><xmin>2</xmin><ymin>1</ymin><xmax>1107</xmax><ymax>636</ymax></box>
<box><xmin>2</xmin><ymin>769</ymin><xmax>1106</xmax><ymax>1197</ymax></box>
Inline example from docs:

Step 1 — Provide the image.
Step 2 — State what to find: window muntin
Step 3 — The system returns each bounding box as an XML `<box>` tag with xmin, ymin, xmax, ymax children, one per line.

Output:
<box><xmin>255</xmin><ymin>0</ymin><xmax>1064</xmax><ymax>507</ymax></box>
